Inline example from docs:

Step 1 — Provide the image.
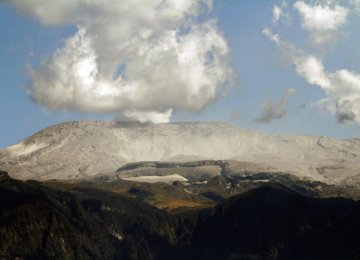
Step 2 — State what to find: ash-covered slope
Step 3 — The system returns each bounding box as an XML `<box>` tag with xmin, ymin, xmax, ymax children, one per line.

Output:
<box><xmin>0</xmin><ymin>121</ymin><xmax>360</xmax><ymax>183</ymax></box>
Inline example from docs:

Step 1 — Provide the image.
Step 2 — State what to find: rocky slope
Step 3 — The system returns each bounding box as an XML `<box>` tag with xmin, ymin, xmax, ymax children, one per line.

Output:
<box><xmin>1</xmin><ymin>121</ymin><xmax>360</xmax><ymax>183</ymax></box>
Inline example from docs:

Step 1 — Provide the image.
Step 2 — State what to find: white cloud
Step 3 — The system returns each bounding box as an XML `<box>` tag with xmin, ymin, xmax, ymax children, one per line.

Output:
<box><xmin>272</xmin><ymin>3</ymin><xmax>290</xmax><ymax>24</ymax></box>
<box><xmin>350</xmin><ymin>0</ymin><xmax>360</xmax><ymax>12</ymax></box>
<box><xmin>293</xmin><ymin>1</ymin><xmax>348</xmax><ymax>48</ymax></box>
<box><xmin>123</xmin><ymin>109</ymin><xmax>173</xmax><ymax>124</ymax></box>
<box><xmin>13</xmin><ymin>0</ymin><xmax>232</xmax><ymax>123</ymax></box>
<box><xmin>262</xmin><ymin>28</ymin><xmax>303</xmax><ymax>61</ymax></box>
<box><xmin>295</xmin><ymin>55</ymin><xmax>332</xmax><ymax>89</ymax></box>
<box><xmin>294</xmin><ymin>1</ymin><xmax>348</xmax><ymax>31</ymax></box>
<box><xmin>272</xmin><ymin>5</ymin><xmax>283</xmax><ymax>23</ymax></box>
<box><xmin>263</xmin><ymin>28</ymin><xmax>360</xmax><ymax>125</ymax></box>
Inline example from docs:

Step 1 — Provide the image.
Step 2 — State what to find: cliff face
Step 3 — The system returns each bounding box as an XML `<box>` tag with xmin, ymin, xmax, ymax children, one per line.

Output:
<box><xmin>1</xmin><ymin>121</ymin><xmax>359</xmax><ymax>183</ymax></box>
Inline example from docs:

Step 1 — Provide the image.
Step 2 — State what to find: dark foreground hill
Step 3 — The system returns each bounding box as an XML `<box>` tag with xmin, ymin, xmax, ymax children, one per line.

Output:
<box><xmin>1</xmin><ymin>170</ymin><xmax>360</xmax><ymax>259</ymax></box>
<box><xmin>181</xmin><ymin>185</ymin><xmax>360</xmax><ymax>259</ymax></box>
<box><xmin>0</xmin><ymin>170</ymin><xmax>178</xmax><ymax>259</ymax></box>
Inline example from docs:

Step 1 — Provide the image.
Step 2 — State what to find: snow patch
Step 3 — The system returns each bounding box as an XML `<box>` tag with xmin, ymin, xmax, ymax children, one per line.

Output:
<box><xmin>111</xmin><ymin>231</ymin><xmax>124</xmax><ymax>241</ymax></box>
<box><xmin>8</xmin><ymin>142</ymin><xmax>48</xmax><ymax>156</ymax></box>
<box><xmin>121</xmin><ymin>174</ymin><xmax>188</xmax><ymax>184</ymax></box>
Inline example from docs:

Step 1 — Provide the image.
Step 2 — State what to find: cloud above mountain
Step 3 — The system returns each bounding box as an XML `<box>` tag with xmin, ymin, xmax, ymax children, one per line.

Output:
<box><xmin>12</xmin><ymin>0</ymin><xmax>232</xmax><ymax>123</ymax></box>
<box><xmin>263</xmin><ymin>0</ymin><xmax>360</xmax><ymax>126</ymax></box>
<box><xmin>294</xmin><ymin>1</ymin><xmax>348</xmax><ymax>31</ymax></box>
<box><xmin>294</xmin><ymin>1</ymin><xmax>348</xmax><ymax>47</ymax></box>
<box><xmin>264</xmin><ymin>29</ymin><xmax>360</xmax><ymax>125</ymax></box>
<box><xmin>272</xmin><ymin>5</ymin><xmax>283</xmax><ymax>24</ymax></box>
<box><xmin>254</xmin><ymin>88</ymin><xmax>296</xmax><ymax>124</ymax></box>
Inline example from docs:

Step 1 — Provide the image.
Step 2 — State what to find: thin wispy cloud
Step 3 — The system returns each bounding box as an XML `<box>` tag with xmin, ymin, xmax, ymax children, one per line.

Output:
<box><xmin>254</xmin><ymin>88</ymin><xmax>296</xmax><ymax>124</ymax></box>
<box><xmin>351</xmin><ymin>0</ymin><xmax>360</xmax><ymax>11</ymax></box>
<box><xmin>271</xmin><ymin>2</ymin><xmax>290</xmax><ymax>24</ymax></box>
<box><xmin>272</xmin><ymin>5</ymin><xmax>283</xmax><ymax>23</ymax></box>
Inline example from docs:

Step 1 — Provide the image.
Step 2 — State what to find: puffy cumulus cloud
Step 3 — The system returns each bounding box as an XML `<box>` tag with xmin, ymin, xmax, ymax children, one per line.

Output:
<box><xmin>294</xmin><ymin>1</ymin><xmax>348</xmax><ymax>31</ymax></box>
<box><xmin>254</xmin><ymin>88</ymin><xmax>297</xmax><ymax>123</ymax></box>
<box><xmin>13</xmin><ymin>0</ymin><xmax>232</xmax><ymax>123</ymax></box>
<box><xmin>293</xmin><ymin>1</ymin><xmax>348</xmax><ymax>47</ymax></box>
<box><xmin>324</xmin><ymin>69</ymin><xmax>360</xmax><ymax>123</ymax></box>
<box><xmin>294</xmin><ymin>56</ymin><xmax>331</xmax><ymax>89</ymax></box>
<box><xmin>264</xmin><ymin>29</ymin><xmax>360</xmax><ymax>125</ymax></box>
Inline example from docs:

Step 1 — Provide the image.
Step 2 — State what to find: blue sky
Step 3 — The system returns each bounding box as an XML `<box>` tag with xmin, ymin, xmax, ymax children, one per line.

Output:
<box><xmin>1</xmin><ymin>0</ymin><xmax>360</xmax><ymax>148</ymax></box>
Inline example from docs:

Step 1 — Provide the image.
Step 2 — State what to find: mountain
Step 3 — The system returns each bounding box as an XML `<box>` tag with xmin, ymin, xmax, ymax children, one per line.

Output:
<box><xmin>0</xmin><ymin>170</ymin><xmax>178</xmax><ymax>259</ymax></box>
<box><xmin>179</xmin><ymin>185</ymin><xmax>360</xmax><ymax>260</ymax></box>
<box><xmin>2</xmin><ymin>171</ymin><xmax>360</xmax><ymax>260</ymax></box>
<box><xmin>1</xmin><ymin>121</ymin><xmax>360</xmax><ymax>183</ymax></box>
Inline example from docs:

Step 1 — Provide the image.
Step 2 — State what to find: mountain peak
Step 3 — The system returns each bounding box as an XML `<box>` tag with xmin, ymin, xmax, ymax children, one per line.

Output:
<box><xmin>1</xmin><ymin>120</ymin><xmax>359</xmax><ymax>183</ymax></box>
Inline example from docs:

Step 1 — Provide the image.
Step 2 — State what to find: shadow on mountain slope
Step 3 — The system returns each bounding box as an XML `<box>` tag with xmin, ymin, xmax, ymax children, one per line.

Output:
<box><xmin>0</xmin><ymin>170</ymin><xmax>178</xmax><ymax>259</ymax></box>
<box><xmin>180</xmin><ymin>185</ymin><xmax>360</xmax><ymax>259</ymax></box>
<box><xmin>1</xmin><ymin>170</ymin><xmax>360</xmax><ymax>259</ymax></box>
